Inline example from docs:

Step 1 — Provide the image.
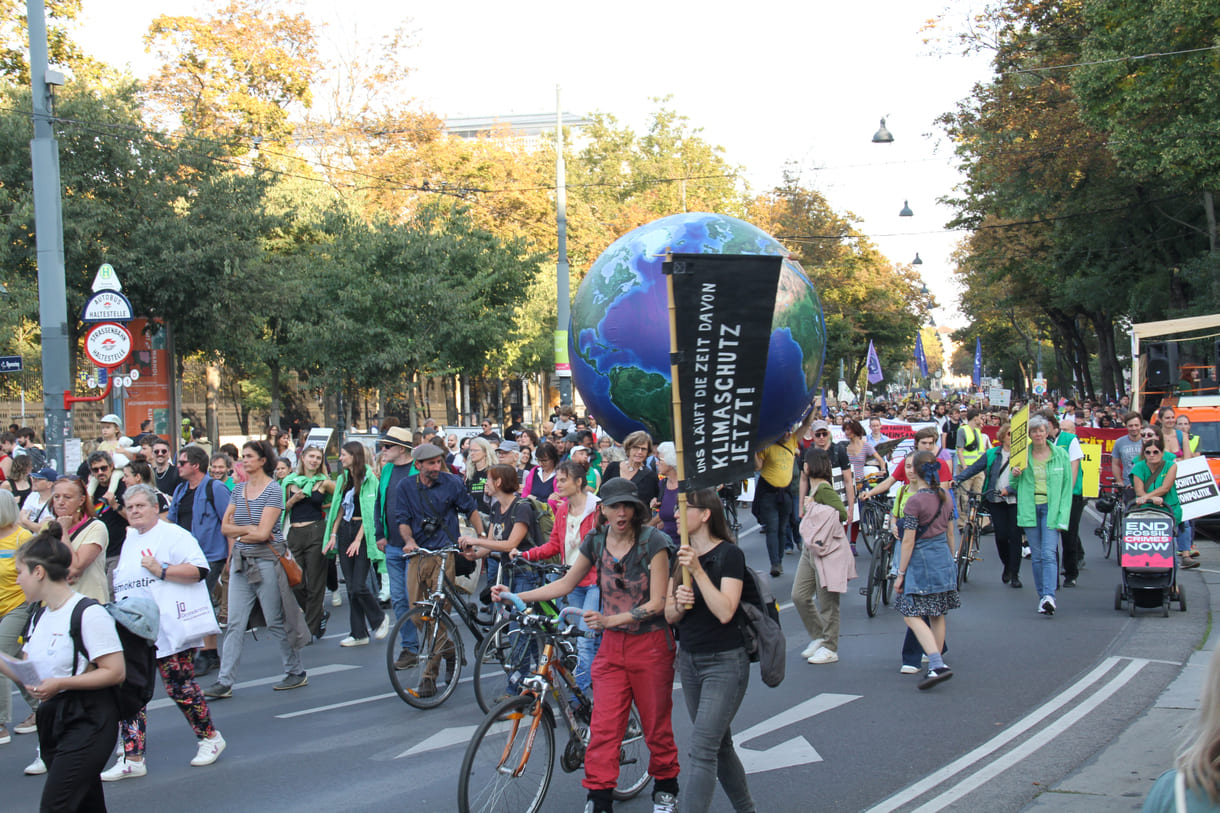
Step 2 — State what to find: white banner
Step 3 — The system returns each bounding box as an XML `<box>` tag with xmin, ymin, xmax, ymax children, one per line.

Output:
<box><xmin>1176</xmin><ymin>456</ymin><xmax>1220</xmax><ymax>521</ymax></box>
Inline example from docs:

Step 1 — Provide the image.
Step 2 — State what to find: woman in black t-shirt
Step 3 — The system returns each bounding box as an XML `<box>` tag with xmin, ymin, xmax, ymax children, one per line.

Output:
<box><xmin>664</xmin><ymin>488</ymin><xmax>756</xmax><ymax>813</ymax></box>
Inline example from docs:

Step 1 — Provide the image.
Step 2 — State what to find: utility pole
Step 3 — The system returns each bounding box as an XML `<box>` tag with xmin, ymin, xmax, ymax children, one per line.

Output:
<box><xmin>27</xmin><ymin>0</ymin><xmax>71</xmax><ymax>472</ymax></box>
<box><xmin>554</xmin><ymin>85</ymin><xmax>572</xmax><ymax>407</ymax></box>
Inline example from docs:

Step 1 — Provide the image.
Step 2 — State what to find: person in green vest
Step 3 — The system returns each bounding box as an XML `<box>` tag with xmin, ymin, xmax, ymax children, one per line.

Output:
<box><xmin>954</xmin><ymin>408</ymin><xmax>987</xmax><ymax>522</ymax></box>
<box><xmin>323</xmin><ymin>442</ymin><xmax>387</xmax><ymax>646</ymax></box>
<box><xmin>1051</xmin><ymin>416</ymin><xmax>1086</xmax><ymax>586</ymax></box>
<box><xmin>373</xmin><ymin>427</ymin><xmax>419</xmax><ymax>669</ymax></box>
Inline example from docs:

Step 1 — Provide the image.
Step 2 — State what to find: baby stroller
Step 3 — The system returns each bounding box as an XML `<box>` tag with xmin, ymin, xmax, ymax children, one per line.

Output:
<box><xmin>1113</xmin><ymin>505</ymin><xmax>1187</xmax><ymax>617</ymax></box>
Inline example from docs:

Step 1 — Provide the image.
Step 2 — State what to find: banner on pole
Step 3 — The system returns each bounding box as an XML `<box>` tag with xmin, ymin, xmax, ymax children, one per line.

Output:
<box><xmin>668</xmin><ymin>253</ymin><xmax>782</xmax><ymax>491</ymax></box>
<box><xmin>972</xmin><ymin>338</ymin><xmax>982</xmax><ymax>388</ymax></box>
<box><xmin>866</xmin><ymin>340</ymin><xmax>884</xmax><ymax>384</ymax></box>
<box><xmin>914</xmin><ymin>333</ymin><xmax>928</xmax><ymax>378</ymax></box>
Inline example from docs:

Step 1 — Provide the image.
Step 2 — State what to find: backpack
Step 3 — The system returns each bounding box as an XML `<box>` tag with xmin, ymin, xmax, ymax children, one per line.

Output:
<box><xmin>735</xmin><ymin>567</ymin><xmax>786</xmax><ymax>688</ymax></box>
<box><xmin>68</xmin><ymin>595</ymin><xmax>160</xmax><ymax>720</ymax></box>
<box><xmin>519</xmin><ymin>496</ymin><xmax>554</xmax><ymax>549</ymax></box>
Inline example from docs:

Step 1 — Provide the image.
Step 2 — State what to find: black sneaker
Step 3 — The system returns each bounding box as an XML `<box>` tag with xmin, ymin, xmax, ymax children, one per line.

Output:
<box><xmin>918</xmin><ymin>666</ymin><xmax>953</xmax><ymax>690</ymax></box>
<box><xmin>1062</xmin><ymin>578</ymin><xmax>1077</xmax><ymax>588</ymax></box>
<box><xmin>770</xmin><ymin>564</ymin><xmax>782</xmax><ymax>578</ymax></box>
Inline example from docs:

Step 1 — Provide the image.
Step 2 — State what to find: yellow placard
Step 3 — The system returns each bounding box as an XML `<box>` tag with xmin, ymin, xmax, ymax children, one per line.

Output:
<box><xmin>1080</xmin><ymin>441</ymin><xmax>1102</xmax><ymax>498</ymax></box>
<box><xmin>1009</xmin><ymin>405</ymin><xmax>1030</xmax><ymax>471</ymax></box>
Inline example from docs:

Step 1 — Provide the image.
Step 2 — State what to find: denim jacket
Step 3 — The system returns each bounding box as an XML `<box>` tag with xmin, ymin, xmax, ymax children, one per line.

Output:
<box><xmin>167</xmin><ymin>475</ymin><xmax>231</xmax><ymax>561</ymax></box>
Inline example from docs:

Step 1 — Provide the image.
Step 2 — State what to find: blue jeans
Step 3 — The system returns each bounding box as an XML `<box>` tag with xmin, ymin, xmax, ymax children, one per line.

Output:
<box><xmin>383</xmin><ymin>545</ymin><xmax>417</xmax><ymax>651</ymax></box>
<box><xmin>1023</xmin><ymin>503</ymin><xmax>1059</xmax><ymax>599</ymax></box>
<box><xmin>678</xmin><ymin>647</ymin><xmax>754</xmax><ymax>813</ymax></box>
<box><xmin>564</xmin><ymin>584</ymin><xmax>602</xmax><ymax>692</ymax></box>
<box><xmin>902</xmin><ymin>624</ymin><xmax>946</xmax><ymax>668</ymax></box>
<box><xmin>1177</xmin><ymin>521</ymin><xmax>1193</xmax><ymax>553</ymax></box>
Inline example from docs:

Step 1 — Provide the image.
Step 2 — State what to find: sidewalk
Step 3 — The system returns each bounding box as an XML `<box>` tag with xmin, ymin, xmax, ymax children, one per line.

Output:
<box><xmin>1022</xmin><ymin>538</ymin><xmax>1219</xmax><ymax>812</ymax></box>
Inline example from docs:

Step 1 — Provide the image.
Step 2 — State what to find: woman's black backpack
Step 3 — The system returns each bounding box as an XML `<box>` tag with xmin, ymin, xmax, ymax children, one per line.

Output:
<box><xmin>68</xmin><ymin>596</ymin><xmax>160</xmax><ymax>719</ymax></box>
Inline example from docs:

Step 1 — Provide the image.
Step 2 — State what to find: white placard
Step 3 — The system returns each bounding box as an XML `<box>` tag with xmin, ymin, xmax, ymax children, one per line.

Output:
<box><xmin>64</xmin><ymin>437</ymin><xmax>82</xmax><ymax>475</ymax></box>
<box><xmin>988</xmin><ymin>387</ymin><xmax>1012</xmax><ymax>407</ymax></box>
<box><xmin>1176</xmin><ymin>456</ymin><xmax>1220</xmax><ymax>521</ymax></box>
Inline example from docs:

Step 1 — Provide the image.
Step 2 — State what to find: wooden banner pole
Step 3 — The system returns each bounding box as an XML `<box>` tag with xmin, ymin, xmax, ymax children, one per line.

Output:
<box><xmin>664</xmin><ymin>250</ymin><xmax>693</xmax><ymax>606</ymax></box>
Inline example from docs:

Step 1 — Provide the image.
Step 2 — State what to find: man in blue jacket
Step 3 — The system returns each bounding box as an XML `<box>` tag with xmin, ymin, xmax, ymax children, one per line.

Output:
<box><xmin>169</xmin><ymin>444</ymin><xmax>232</xmax><ymax>676</ymax></box>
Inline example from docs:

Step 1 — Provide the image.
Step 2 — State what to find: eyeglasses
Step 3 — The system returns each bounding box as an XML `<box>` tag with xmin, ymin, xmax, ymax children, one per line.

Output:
<box><xmin>1140</xmin><ymin>432</ymin><xmax>1156</xmax><ymax>439</ymax></box>
<box><xmin>90</xmin><ymin>466</ymin><xmax>109</xmax><ymax>474</ymax></box>
<box><xmin>154</xmin><ymin>449</ymin><xmax>170</xmax><ymax>455</ymax></box>
<box><xmin>177</xmin><ymin>459</ymin><xmax>190</xmax><ymax>466</ymax></box>
<box><xmin>1144</xmin><ymin>449</ymin><xmax>1162</xmax><ymax>456</ymax></box>
<box><xmin>814</xmin><ymin>431</ymin><xmax>829</xmax><ymax>438</ymax></box>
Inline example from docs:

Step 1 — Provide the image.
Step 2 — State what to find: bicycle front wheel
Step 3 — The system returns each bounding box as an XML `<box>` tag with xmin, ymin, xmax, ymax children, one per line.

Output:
<box><xmin>473</xmin><ymin>619</ymin><xmax>541</xmax><ymax>714</ymax></box>
<box><xmin>387</xmin><ymin>605</ymin><xmax>463</xmax><ymax>709</ymax></box>
<box><xmin>459</xmin><ymin>695</ymin><xmax>554</xmax><ymax>813</ymax></box>
<box><xmin>613</xmin><ymin>705</ymin><xmax>652</xmax><ymax>800</ymax></box>
<box><xmin>880</xmin><ymin>543</ymin><xmax>895</xmax><ymax>606</ymax></box>
<box><xmin>1102</xmin><ymin>513</ymin><xmax>1115</xmax><ymax>559</ymax></box>
<box><xmin>864</xmin><ymin>545</ymin><xmax>885</xmax><ymax>617</ymax></box>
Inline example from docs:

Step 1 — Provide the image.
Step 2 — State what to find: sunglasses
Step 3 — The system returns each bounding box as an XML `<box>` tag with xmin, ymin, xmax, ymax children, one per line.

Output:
<box><xmin>90</xmin><ymin>466</ymin><xmax>110</xmax><ymax>473</ymax></box>
<box><xmin>814</xmin><ymin>431</ymin><xmax>829</xmax><ymax>437</ymax></box>
<box><xmin>154</xmin><ymin>449</ymin><xmax>170</xmax><ymax>455</ymax></box>
<box><xmin>1140</xmin><ymin>433</ymin><xmax>1156</xmax><ymax>439</ymax></box>
<box><xmin>1144</xmin><ymin>449</ymin><xmax>1162</xmax><ymax>456</ymax></box>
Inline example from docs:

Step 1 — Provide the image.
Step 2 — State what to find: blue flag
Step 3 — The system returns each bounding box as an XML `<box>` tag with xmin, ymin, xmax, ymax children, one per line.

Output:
<box><xmin>866</xmin><ymin>340</ymin><xmax>884</xmax><ymax>384</ymax></box>
<box><xmin>972</xmin><ymin>337</ymin><xmax>982</xmax><ymax>387</ymax></box>
<box><xmin>821</xmin><ymin>386</ymin><xmax>829</xmax><ymax>417</ymax></box>
<box><xmin>914</xmin><ymin>333</ymin><xmax>929</xmax><ymax>378</ymax></box>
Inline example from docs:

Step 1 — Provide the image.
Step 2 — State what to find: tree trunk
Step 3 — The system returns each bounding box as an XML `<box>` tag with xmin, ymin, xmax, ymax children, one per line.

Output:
<box><xmin>268</xmin><ymin>358</ymin><xmax>281</xmax><ymax>430</ymax></box>
<box><xmin>205</xmin><ymin>363</ymin><xmax>220</xmax><ymax>445</ymax></box>
<box><xmin>444</xmin><ymin>375</ymin><xmax>457</xmax><ymax>425</ymax></box>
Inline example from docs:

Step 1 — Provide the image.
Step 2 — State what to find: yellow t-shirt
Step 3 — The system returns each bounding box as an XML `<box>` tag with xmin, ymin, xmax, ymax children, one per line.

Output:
<box><xmin>759</xmin><ymin>440</ymin><xmax>796</xmax><ymax>488</ymax></box>
<box><xmin>0</xmin><ymin>525</ymin><xmax>33</xmax><ymax>616</ymax></box>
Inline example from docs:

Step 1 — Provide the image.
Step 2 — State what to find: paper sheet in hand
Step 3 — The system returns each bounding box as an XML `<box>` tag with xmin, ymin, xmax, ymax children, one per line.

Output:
<box><xmin>0</xmin><ymin>650</ymin><xmax>42</xmax><ymax>686</ymax></box>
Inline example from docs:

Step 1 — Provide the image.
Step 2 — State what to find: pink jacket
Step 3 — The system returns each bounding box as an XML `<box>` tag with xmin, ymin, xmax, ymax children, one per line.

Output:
<box><xmin>799</xmin><ymin>502</ymin><xmax>857</xmax><ymax>593</ymax></box>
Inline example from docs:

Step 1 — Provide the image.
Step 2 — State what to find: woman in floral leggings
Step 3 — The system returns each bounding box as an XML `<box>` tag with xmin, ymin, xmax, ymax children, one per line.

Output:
<box><xmin>99</xmin><ymin>485</ymin><xmax>226</xmax><ymax>781</ymax></box>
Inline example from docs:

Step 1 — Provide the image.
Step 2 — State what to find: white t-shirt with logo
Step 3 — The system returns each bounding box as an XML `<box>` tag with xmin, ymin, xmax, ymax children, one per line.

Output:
<box><xmin>23</xmin><ymin>592</ymin><xmax>122</xmax><ymax>680</ymax></box>
<box><xmin>112</xmin><ymin>521</ymin><xmax>210</xmax><ymax>657</ymax></box>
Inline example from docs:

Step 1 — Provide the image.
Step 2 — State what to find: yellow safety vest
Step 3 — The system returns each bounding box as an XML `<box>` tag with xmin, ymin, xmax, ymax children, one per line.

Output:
<box><xmin>959</xmin><ymin>425</ymin><xmax>985</xmax><ymax>466</ymax></box>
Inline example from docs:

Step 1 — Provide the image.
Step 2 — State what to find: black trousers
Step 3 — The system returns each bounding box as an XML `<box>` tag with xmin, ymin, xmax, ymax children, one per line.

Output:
<box><xmin>37</xmin><ymin>689</ymin><xmax>120</xmax><ymax>813</ymax></box>
<box><xmin>1062</xmin><ymin>494</ymin><xmax>1085</xmax><ymax>580</ymax></box>
<box><xmin>988</xmin><ymin>501</ymin><xmax>1021</xmax><ymax>579</ymax></box>
<box><xmin>337</xmin><ymin>518</ymin><xmax>385</xmax><ymax>639</ymax></box>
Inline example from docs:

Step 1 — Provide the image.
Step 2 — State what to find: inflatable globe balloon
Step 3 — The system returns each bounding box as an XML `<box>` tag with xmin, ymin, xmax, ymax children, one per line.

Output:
<box><xmin>570</xmin><ymin>211</ymin><xmax>826</xmax><ymax>448</ymax></box>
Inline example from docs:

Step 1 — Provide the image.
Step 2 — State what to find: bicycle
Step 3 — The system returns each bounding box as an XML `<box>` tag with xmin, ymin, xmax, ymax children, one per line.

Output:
<box><xmin>472</xmin><ymin>558</ymin><xmax>569</xmax><ymax>714</ymax></box>
<box><xmin>954</xmin><ymin>488</ymin><xmax>985</xmax><ymax>588</ymax></box>
<box><xmin>1094</xmin><ymin>484</ymin><xmax>1124</xmax><ymax>560</ymax></box>
<box><xmin>859</xmin><ymin>494</ymin><xmax>895</xmax><ymax>617</ymax></box>
<box><xmin>458</xmin><ymin>599</ymin><xmax>650</xmax><ymax>813</ymax></box>
<box><xmin>386</xmin><ymin>546</ymin><xmax>495</xmax><ymax>709</ymax></box>
<box><xmin>718</xmin><ymin>481</ymin><xmax>742</xmax><ymax>533</ymax></box>
<box><xmin>855</xmin><ymin>473</ymin><xmax>891</xmax><ymax>555</ymax></box>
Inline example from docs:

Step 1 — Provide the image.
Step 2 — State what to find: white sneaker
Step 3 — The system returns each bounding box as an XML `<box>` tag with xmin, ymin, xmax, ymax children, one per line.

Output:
<box><xmin>190</xmin><ymin>732</ymin><xmax>226</xmax><ymax>767</ymax></box>
<box><xmin>331</xmin><ymin>591</ymin><xmax>342</xmax><ymax>607</ymax></box>
<box><xmin>24</xmin><ymin>754</ymin><xmax>46</xmax><ymax>776</ymax></box>
<box><xmin>373</xmin><ymin>615</ymin><xmax>390</xmax><ymax>640</ymax></box>
<box><xmin>101</xmin><ymin>757</ymin><xmax>147</xmax><ymax>782</ymax></box>
<box><xmin>1039</xmin><ymin>595</ymin><xmax>1056</xmax><ymax>616</ymax></box>
<box><xmin>378</xmin><ymin>581</ymin><xmax>391</xmax><ymax>603</ymax></box>
<box><xmin>808</xmin><ymin>646</ymin><xmax>839</xmax><ymax>664</ymax></box>
<box><xmin>900</xmin><ymin>665</ymin><xmax>921</xmax><ymax>674</ymax></box>
<box><xmin>800</xmin><ymin>638</ymin><xmax>825</xmax><ymax>659</ymax></box>
<box><xmin>652</xmin><ymin>791</ymin><xmax>678</xmax><ymax>813</ymax></box>
<box><xmin>339</xmin><ymin>635</ymin><xmax>370</xmax><ymax>647</ymax></box>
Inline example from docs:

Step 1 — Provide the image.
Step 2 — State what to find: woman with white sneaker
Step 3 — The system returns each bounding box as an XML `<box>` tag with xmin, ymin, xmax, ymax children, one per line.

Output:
<box><xmin>793</xmin><ymin>448</ymin><xmax>851</xmax><ymax>665</ymax></box>
<box><xmin>1011</xmin><ymin>415</ymin><xmax>1073</xmax><ymax>617</ymax></box>
<box><xmin>323</xmin><ymin>442</ymin><xmax>388</xmax><ymax>647</ymax></box>
<box><xmin>99</xmin><ymin>485</ymin><xmax>226</xmax><ymax>781</ymax></box>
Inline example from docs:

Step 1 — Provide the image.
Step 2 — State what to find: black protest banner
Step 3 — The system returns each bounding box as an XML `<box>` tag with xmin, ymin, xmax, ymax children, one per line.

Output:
<box><xmin>666</xmin><ymin>253</ymin><xmax>782</xmax><ymax>491</ymax></box>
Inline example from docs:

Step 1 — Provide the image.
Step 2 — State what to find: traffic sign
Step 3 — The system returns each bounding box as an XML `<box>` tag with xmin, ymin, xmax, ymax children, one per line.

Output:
<box><xmin>84</xmin><ymin>323</ymin><xmax>133</xmax><ymax>368</ymax></box>
<box><xmin>81</xmin><ymin>290</ymin><xmax>134</xmax><ymax>323</ymax></box>
<box><xmin>91</xmin><ymin>263</ymin><xmax>122</xmax><ymax>293</ymax></box>
<box><xmin>0</xmin><ymin>355</ymin><xmax>21</xmax><ymax>373</ymax></box>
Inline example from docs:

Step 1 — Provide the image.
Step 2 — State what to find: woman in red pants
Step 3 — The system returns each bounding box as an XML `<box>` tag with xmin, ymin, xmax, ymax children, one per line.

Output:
<box><xmin>494</xmin><ymin>477</ymin><xmax>679</xmax><ymax>813</ymax></box>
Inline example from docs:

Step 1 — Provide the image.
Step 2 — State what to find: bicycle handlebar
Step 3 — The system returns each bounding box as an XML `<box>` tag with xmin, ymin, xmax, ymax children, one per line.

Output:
<box><xmin>497</xmin><ymin>591</ymin><xmax>528</xmax><ymax>613</ymax></box>
<box><xmin>558</xmin><ymin>607</ymin><xmax>585</xmax><ymax>628</ymax></box>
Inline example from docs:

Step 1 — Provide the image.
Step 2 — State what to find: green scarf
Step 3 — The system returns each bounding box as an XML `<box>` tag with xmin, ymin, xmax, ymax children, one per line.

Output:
<box><xmin>282</xmin><ymin>472</ymin><xmax>329</xmax><ymax>497</ymax></box>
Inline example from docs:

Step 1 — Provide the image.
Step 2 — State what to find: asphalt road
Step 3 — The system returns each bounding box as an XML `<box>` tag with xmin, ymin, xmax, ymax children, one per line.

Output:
<box><xmin>2</xmin><ymin>506</ymin><xmax>1206</xmax><ymax>812</ymax></box>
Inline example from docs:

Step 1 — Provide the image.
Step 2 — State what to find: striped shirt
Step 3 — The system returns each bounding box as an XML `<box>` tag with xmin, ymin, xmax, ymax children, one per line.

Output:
<box><xmin>231</xmin><ymin>479</ymin><xmax>285</xmax><ymax>550</ymax></box>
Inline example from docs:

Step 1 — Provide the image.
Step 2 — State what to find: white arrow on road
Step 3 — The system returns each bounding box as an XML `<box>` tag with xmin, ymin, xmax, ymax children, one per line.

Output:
<box><xmin>736</xmin><ymin>692</ymin><xmax>861</xmax><ymax>775</ymax></box>
<box><xmin>398</xmin><ymin>721</ymin><xmax>513</xmax><ymax>759</ymax></box>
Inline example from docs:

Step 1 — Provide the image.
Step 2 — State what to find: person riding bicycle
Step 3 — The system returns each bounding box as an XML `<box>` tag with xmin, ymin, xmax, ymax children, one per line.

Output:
<box><xmin>493</xmin><ymin>477</ymin><xmax>680</xmax><ymax>813</ymax></box>
<box><xmin>953</xmin><ymin>422</ymin><xmax>1021</xmax><ymax>588</ymax></box>
<box><xmin>395</xmin><ymin>444</ymin><xmax>486</xmax><ymax>698</ymax></box>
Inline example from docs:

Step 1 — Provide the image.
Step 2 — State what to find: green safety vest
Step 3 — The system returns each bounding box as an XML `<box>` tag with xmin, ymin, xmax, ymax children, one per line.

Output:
<box><xmin>959</xmin><ymin>425</ymin><xmax>985</xmax><ymax>467</ymax></box>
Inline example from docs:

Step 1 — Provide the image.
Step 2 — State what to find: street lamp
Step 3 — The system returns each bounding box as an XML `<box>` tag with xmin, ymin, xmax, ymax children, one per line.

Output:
<box><xmin>899</xmin><ymin>200</ymin><xmax>914</xmax><ymax>217</ymax></box>
<box><xmin>872</xmin><ymin>116</ymin><xmax>894</xmax><ymax>144</ymax></box>
<box><xmin>912</xmin><ymin>253</ymin><xmax>923</xmax><ymax>265</ymax></box>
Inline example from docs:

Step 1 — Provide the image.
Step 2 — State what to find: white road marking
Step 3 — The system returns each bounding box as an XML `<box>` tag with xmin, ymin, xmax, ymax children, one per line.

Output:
<box><xmin>864</xmin><ymin>657</ymin><xmax>1147</xmax><ymax>812</ymax></box>
<box><xmin>148</xmin><ymin>663</ymin><xmax>359</xmax><ymax>711</ymax></box>
<box><xmin>736</xmin><ymin>693</ymin><xmax>861</xmax><ymax>774</ymax></box>
<box><xmin>277</xmin><ymin>692</ymin><xmax>398</xmax><ymax>719</ymax></box>
<box><xmin>908</xmin><ymin>659</ymin><xmax>1148</xmax><ymax>812</ymax></box>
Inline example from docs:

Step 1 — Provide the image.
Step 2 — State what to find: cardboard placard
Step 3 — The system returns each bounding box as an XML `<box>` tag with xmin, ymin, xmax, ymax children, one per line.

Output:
<box><xmin>1176</xmin><ymin>456</ymin><xmax>1220</xmax><ymax>521</ymax></box>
